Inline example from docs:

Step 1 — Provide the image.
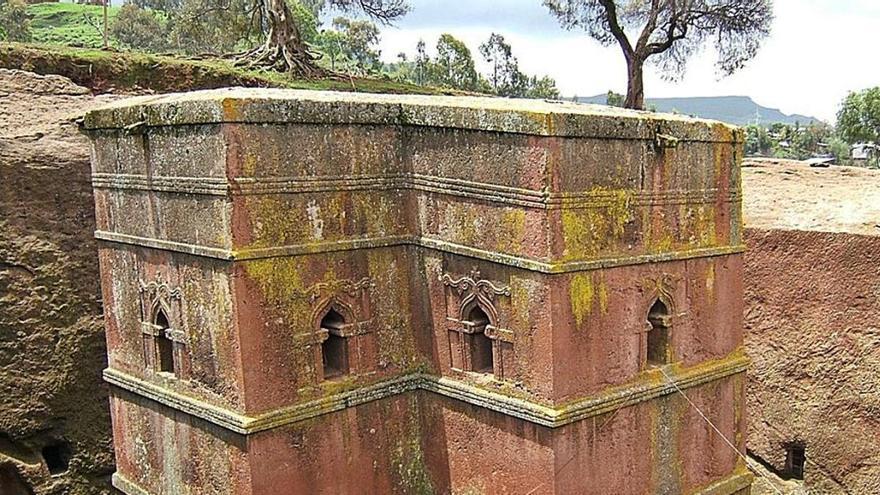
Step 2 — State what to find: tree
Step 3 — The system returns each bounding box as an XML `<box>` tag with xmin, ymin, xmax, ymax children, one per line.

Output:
<box><xmin>331</xmin><ymin>17</ymin><xmax>381</xmax><ymax>73</ymax></box>
<box><xmin>479</xmin><ymin>33</ymin><xmax>526</xmax><ymax>97</ymax></box>
<box><xmin>316</xmin><ymin>29</ymin><xmax>346</xmax><ymax>71</ymax></box>
<box><xmin>414</xmin><ymin>39</ymin><xmax>429</xmax><ymax>85</ymax></box>
<box><xmin>837</xmin><ymin>87</ymin><xmax>880</xmax><ymax>146</ymax></box>
<box><xmin>0</xmin><ymin>0</ymin><xmax>31</xmax><ymax>42</ymax></box>
<box><xmin>524</xmin><ymin>75</ymin><xmax>560</xmax><ymax>99</ymax></box>
<box><xmin>544</xmin><ymin>0</ymin><xmax>774</xmax><ymax>109</ymax></box>
<box><xmin>160</xmin><ymin>0</ymin><xmax>264</xmax><ymax>56</ymax></box>
<box><xmin>743</xmin><ymin>124</ymin><xmax>772</xmax><ymax>156</ymax></box>
<box><xmin>238</xmin><ymin>0</ymin><xmax>409</xmax><ymax>76</ymax></box>
<box><xmin>111</xmin><ymin>4</ymin><xmax>168</xmax><ymax>53</ymax></box>
<box><xmin>433</xmin><ymin>34</ymin><xmax>482</xmax><ymax>91</ymax></box>
<box><xmin>606</xmin><ymin>90</ymin><xmax>624</xmax><ymax>107</ymax></box>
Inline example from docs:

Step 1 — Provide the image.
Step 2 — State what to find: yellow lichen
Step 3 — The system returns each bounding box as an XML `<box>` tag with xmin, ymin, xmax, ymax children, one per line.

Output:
<box><xmin>705</xmin><ymin>263</ymin><xmax>716</xmax><ymax>302</ymax></box>
<box><xmin>498</xmin><ymin>208</ymin><xmax>526</xmax><ymax>253</ymax></box>
<box><xmin>569</xmin><ymin>273</ymin><xmax>595</xmax><ymax>327</ymax></box>
<box><xmin>597</xmin><ymin>274</ymin><xmax>609</xmax><ymax>315</ymax></box>
<box><xmin>560</xmin><ymin>187</ymin><xmax>632</xmax><ymax>260</ymax></box>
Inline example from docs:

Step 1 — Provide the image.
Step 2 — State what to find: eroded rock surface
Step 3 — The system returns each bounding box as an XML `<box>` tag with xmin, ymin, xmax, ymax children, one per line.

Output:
<box><xmin>0</xmin><ymin>69</ymin><xmax>121</xmax><ymax>494</ymax></box>
<box><xmin>743</xmin><ymin>160</ymin><xmax>880</xmax><ymax>494</ymax></box>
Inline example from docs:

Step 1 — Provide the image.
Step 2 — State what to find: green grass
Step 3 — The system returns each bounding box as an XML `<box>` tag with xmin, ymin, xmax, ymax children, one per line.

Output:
<box><xmin>28</xmin><ymin>2</ymin><xmax>122</xmax><ymax>49</ymax></box>
<box><xmin>0</xmin><ymin>42</ymin><xmax>460</xmax><ymax>96</ymax></box>
<box><xmin>11</xmin><ymin>2</ymin><xmax>468</xmax><ymax>96</ymax></box>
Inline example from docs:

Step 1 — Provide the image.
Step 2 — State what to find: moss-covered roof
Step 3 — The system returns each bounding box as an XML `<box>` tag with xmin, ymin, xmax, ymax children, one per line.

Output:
<box><xmin>83</xmin><ymin>87</ymin><xmax>741</xmax><ymax>142</ymax></box>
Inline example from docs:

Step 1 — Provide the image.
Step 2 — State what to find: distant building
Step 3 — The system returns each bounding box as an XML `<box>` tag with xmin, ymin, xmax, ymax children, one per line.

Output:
<box><xmin>851</xmin><ymin>143</ymin><xmax>878</xmax><ymax>161</ymax></box>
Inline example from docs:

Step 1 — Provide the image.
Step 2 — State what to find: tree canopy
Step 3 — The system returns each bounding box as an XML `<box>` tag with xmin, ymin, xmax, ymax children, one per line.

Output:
<box><xmin>0</xmin><ymin>0</ymin><xmax>31</xmax><ymax>42</ymax></box>
<box><xmin>544</xmin><ymin>0</ymin><xmax>774</xmax><ymax>109</ymax></box>
<box><xmin>433</xmin><ymin>34</ymin><xmax>482</xmax><ymax>91</ymax></box>
<box><xmin>837</xmin><ymin>87</ymin><xmax>880</xmax><ymax>146</ymax></box>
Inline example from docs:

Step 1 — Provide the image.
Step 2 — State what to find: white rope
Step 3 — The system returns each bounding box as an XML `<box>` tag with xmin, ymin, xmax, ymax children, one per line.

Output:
<box><xmin>658</xmin><ymin>367</ymin><xmax>786</xmax><ymax>495</ymax></box>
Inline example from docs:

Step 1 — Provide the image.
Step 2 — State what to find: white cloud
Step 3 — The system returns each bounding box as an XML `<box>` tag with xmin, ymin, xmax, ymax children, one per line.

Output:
<box><xmin>377</xmin><ymin>0</ymin><xmax>878</xmax><ymax>123</ymax></box>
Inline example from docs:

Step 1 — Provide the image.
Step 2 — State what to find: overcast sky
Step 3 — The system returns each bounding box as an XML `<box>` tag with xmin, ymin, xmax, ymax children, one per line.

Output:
<box><xmin>371</xmin><ymin>0</ymin><xmax>880</xmax><ymax>123</ymax></box>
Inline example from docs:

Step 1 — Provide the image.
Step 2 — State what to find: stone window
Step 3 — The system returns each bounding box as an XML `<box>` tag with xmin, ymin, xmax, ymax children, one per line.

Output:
<box><xmin>41</xmin><ymin>441</ymin><xmax>71</xmax><ymax>476</ymax></box>
<box><xmin>785</xmin><ymin>444</ymin><xmax>806</xmax><ymax>480</ymax></box>
<box><xmin>441</xmin><ymin>270</ymin><xmax>513</xmax><ymax>380</ymax></box>
<box><xmin>320</xmin><ymin>308</ymin><xmax>349</xmax><ymax>380</ymax></box>
<box><xmin>154</xmin><ymin>309</ymin><xmax>176</xmax><ymax>375</ymax></box>
<box><xmin>647</xmin><ymin>299</ymin><xmax>672</xmax><ymax>366</ymax></box>
<box><xmin>466</xmin><ymin>306</ymin><xmax>494</xmax><ymax>374</ymax></box>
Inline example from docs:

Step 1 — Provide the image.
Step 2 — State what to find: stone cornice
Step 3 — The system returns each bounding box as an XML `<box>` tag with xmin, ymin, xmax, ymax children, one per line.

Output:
<box><xmin>104</xmin><ymin>353</ymin><xmax>749</xmax><ymax>436</ymax></box>
<box><xmin>95</xmin><ymin>229</ymin><xmax>745</xmax><ymax>273</ymax></box>
<box><xmin>81</xmin><ymin>88</ymin><xmax>743</xmax><ymax>144</ymax></box>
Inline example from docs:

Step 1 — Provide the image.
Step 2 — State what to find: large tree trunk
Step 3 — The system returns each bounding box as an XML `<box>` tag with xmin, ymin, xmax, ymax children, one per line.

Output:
<box><xmin>625</xmin><ymin>58</ymin><xmax>646</xmax><ymax>110</ymax></box>
<box><xmin>235</xmin><ymin>0</ymin><xmax>324</xmax><ymax>78</ymax></box>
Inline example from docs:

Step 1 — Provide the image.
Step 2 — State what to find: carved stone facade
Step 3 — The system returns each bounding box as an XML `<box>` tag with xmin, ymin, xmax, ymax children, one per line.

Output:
<box><xmin>84</xmin><ymin>90</ymin><xmax>750</xmax><ymax>494</ymax></box>
<box><xmin>441</xmin><ymin>269</ymin><xmax>513</xmax><ymax>378</ymax></box>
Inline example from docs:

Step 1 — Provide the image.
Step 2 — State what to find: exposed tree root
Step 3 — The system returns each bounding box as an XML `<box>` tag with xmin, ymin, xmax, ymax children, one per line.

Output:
<box><xmin>231</xmin><ymin>0</ymin><xmax>326</xmax><ymax>79</ymax></box>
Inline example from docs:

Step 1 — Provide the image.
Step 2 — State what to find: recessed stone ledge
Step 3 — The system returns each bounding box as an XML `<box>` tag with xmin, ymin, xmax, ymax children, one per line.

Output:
<box><xmin>82</xmin><ymin>88</ymin><xmax>742</xmax><ymax>143</ymax></box>
<box><xmin>112</xmin><ymin>473</ymin><xmax>150</xmax><ymax>495</ymax></box>
<box><xmin>104</xmin><ymin>353</ymin><xmax>749</xmax><ymax>436</ymax></box>
<box><xmin>91</xmin><ymin>171</ymin><xmax>742</xmax><ymax>209</ymax></box>
<box><xmin>110</xmin><ymin>457</ymin><xmax>754</xmax><ymax>495</ymax></box>
<box><xmin>694</xmin><ymin>469</ymin><xmax>755</xmax><ymax>495</ymax></box>
<box><xmin>94</xmin><ymin>230</ymin><xmax>746</xmax><ymax>273</ymax></box>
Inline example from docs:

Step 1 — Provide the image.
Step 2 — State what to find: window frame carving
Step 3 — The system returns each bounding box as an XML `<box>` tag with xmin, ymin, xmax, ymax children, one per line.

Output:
<box><xmin>138</xmin><ymin>274</ymin><xmax>186</xmax><ymax>379</ymax></box>
<box><xmin>638</xmin><ymin>274</ymin><xmax>680</xmax><ymax>370</ymax></box>
<box><xmin>442</xmin><ymin>269</ymin><xmax>513</xmax><ymax>379</ymax></box>
<box><xmin>295</xmin><ymin>277</ymin><xmax>375</xmax><ymax>383</ymax></box>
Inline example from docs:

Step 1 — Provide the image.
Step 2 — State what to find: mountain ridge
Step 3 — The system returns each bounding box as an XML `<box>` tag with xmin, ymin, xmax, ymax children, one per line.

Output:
<box><xmin>575</xmin><ymin>94</ymin><xmax>821</xmax><ymax>126</ymax></box>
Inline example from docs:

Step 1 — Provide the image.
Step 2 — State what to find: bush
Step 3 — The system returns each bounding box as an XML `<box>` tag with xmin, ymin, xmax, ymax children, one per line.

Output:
<box><xmin>828</xmin><ymin>138</ymin><xmax>851</xmax><ymax>165</ymax></box>
<box><xmin>110</xmin><ymin>4</ymin><xmax>167</xmax><ymax>52</ymax></box>
<box><xmin>0</xmin><ymin>0</ymin><xmax>32</xmax><ymax>42</ymax></box>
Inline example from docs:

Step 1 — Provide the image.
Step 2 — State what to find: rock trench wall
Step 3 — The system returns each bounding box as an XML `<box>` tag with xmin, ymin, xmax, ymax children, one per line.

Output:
<box><xmin>744</xmin><ymin>228</ymin><xmax>880</xmax><ymax>494</ymax></box>
<box><xmin>0</xmin><ymin>69</ymin><xmax>119</xmax><ymax>495</ymax></box>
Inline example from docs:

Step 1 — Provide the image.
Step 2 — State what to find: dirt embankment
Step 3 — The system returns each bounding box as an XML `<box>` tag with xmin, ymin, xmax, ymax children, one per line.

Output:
<box><xmin>742</xmin><ymin>159</ymin><xmax>880</xmax><ymax>494</ymax></box>
<box><xmin>0</xmin><ymin>68</ymin><xmax>123</xmax><ymax>494</ymax></box>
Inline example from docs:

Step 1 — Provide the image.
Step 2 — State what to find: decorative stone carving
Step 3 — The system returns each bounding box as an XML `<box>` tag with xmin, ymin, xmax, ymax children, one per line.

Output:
<box><xmin>441</xmin><ymin>268</ymin><xmax>511</xmax><ymax>302</ymax></box>
<box><xmin>638</xmin><ymin>273</ymin><xmax>680</xmax><ymax>311</ymax></box>
<box><xmin>137</xmin><ymin>274</ymin><xmax>187</xmax><ymax>376</ymax></box>
<box><xmin>441</xmin><ymin>269</ymin><xmax>513</xmax><ymax>378</ymax></box>
<box><xmin>639</xmin><ymin>273</ymin><xmax>680</xmax><ymax>368</ymax></box>
<box><xmin>139</xmin><ymin>274</ymin><xmax>182</xmax><ymax>304</ymax></box>
<box><xmin>295</xmin><ymin>277</ymin><xmax>376</xmax><ymax>382</ymax></box>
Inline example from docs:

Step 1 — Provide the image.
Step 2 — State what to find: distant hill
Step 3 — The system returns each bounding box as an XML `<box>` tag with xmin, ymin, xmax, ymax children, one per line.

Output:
<box><xmin>575</xmin><ymin>94</ymin><xmax>821</xmax><ymax>126</ymax></box>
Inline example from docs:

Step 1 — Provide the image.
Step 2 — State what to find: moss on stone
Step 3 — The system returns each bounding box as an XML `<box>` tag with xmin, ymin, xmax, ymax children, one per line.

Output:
<box><xmin>390</xmin><ymin>398</ymin><xmax>435</xmax><ymax>495</ymax></box>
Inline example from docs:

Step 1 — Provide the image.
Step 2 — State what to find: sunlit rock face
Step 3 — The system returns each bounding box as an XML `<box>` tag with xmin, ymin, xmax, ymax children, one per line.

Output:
<box><xmin>83</xmin><ymin>89</ymin><xmax>749</xmax><ymax>495</ymax></box>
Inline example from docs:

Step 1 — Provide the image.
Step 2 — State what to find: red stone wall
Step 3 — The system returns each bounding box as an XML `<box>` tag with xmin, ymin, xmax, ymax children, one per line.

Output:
<box><xmin>84</xmin><ymin>91</ymin><xmax>750</xmax><ymax>495</ymax></box>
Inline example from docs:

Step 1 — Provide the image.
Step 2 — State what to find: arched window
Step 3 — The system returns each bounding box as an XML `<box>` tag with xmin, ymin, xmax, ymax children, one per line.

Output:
<box><xmin>321</xmin><ymin>308</ymin><xmax>349</xmax><ymax>379</ymax></box>
<box><xmin>467</xmin><ymin>305</ymin><xmax>494</xmax><ymax>374</ymax></box>
<box><xmin>647</xmin><ymin>300</ymin><xmax>671</xmax><ymax>366</ymax></box>
<box><xmin>155</xmin><ymin>309</ymin><xmax>176</xmax><ymax>375</ymax></box>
